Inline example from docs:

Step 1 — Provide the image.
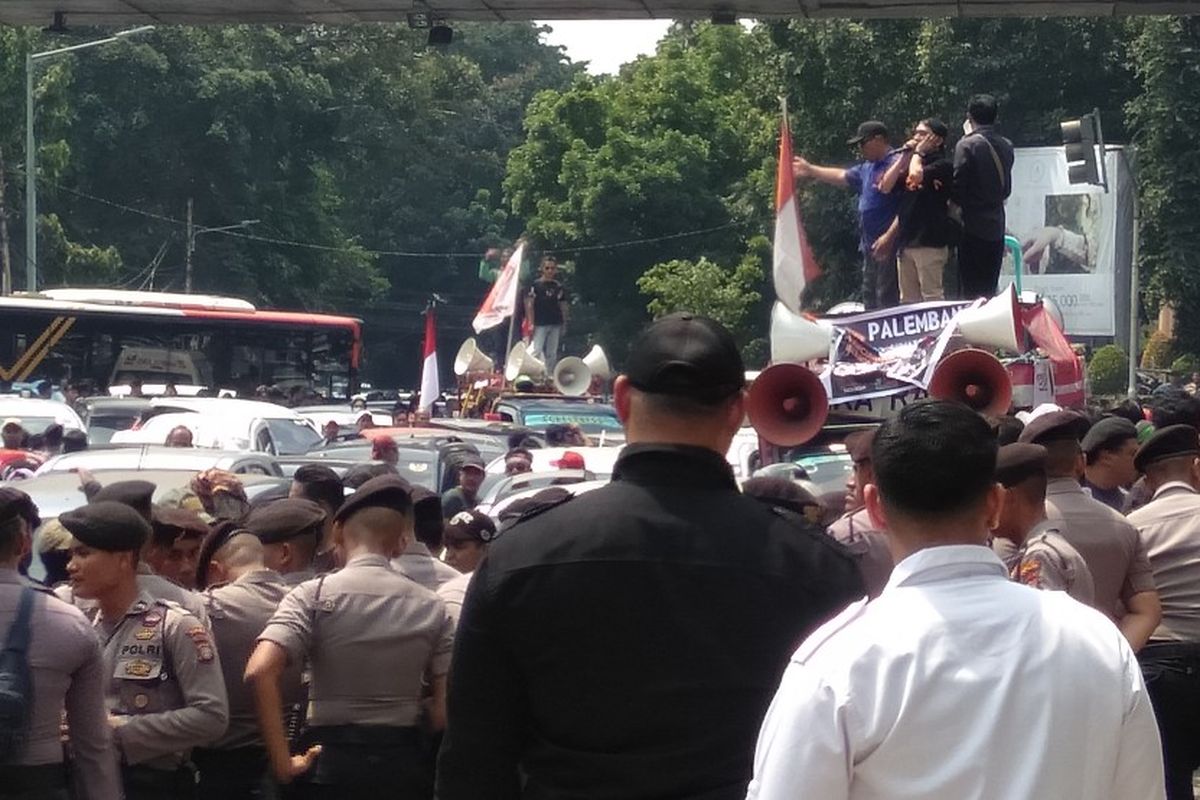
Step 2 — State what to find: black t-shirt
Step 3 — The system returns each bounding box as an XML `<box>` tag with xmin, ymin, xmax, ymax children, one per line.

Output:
<box><xmin>898</xmin><ymin>150</ymin><xmax>955</xmax><ymax>248</ymax></box>
<box><xmin>528</xmin><ymin>279</ymin><xmax>567</xmax><ymax>326</ymax></box>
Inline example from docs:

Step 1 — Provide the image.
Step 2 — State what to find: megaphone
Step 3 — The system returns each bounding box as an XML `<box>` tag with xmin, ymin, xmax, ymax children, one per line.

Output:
<box><xmin>771</xmin><ymin>302</ymin><xmax>832</xmax><ymax>363</ymax></box>
<box><xmin>505</xmin><ymin>342</ymin><xmax>547</xmax><ymax>382</ymax></box>
<box><xmin>553</xmin><ymin>357</ymin><xmax>592</xmax><ymax>396</ymax></box>
<box><xmin>581</xmin><ymin>345</ymin><xmax>612</xmax><ymax>381</ymax></box>
<box><xmin>956</xmin><ymin>285</ymin><xmax>1023</xmax><ymax>354</ymax></box>
<box><xmin>454</xmin><ymin>338</ymin><xmax>495</xmax><ymax>377</ymax></box>
<box><xmin>929</xmin><ymin>348</ymin><xmax>1013</xmax><ymax>416</ymax></box>
<box><xmin>746</xmin><ymin>362</ymin><xmax>829</xmax><ymax>447</ymax></box>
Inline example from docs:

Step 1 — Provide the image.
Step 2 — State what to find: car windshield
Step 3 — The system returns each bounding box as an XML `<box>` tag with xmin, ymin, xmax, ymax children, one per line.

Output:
<box><xmin>265</xmin><ymin>419</ymin><xmax>323</xmax><ymax>456</ymax></box>
<box><xmin>521</xmin><ymin>410</ymin><xmax>623</xmax><ymax>434</ymax></box>
<box><xmin>86</xmin><ymin>414</ymin><xmax>140</xmax><ymax>444</ymax></box>
<box><xmin>790</xmin><ymin>453</ymin><xmax>853</xmax><ymax>495</ymax></box>
<box><xmin>2</xmin><ymin>416</ymin><xmax>57</xmax><ymax>436</ymax></box>
<box><xmin>394</xmin><ymin>452</ymin><xmax>438</xmax><ymax>490</ymax></box>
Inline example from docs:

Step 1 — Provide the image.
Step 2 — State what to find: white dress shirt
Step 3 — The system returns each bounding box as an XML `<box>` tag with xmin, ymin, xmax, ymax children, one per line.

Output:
<box><xmin>747</xmin><ymin>544</ymin><xmax>1164</xmax><ymax>800</ymax></box>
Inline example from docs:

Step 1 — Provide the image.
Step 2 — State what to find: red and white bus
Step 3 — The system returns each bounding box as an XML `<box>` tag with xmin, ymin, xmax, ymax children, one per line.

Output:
<box><xmin>0</xmin><ymin>289</ymin><xmax>362</xmax><ymax>397</ymax></box>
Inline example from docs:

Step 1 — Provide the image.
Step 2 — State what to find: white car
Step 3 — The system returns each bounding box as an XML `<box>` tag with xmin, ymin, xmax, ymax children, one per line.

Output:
<box><xmin>110</xmin><ymin>398</ymin><xmax>321</xmax><ymax>455</ymax></box>
<box><xmin>483</xmin><ymin>446</ymin><xmax>624</xmax><ymax>477</ymax></box>
<box><xmin>294</xmin><ymin>405</ymin><xmax>392</xmax><ymax>431</ymax></box>
<box><xmin>0</xmin><ymin>397</ymin><xmax>84</xmax><ymax>433</ymax></box>
<box><xmin>36</xmin><ymin>446</ymin><xmax>283</xmax><ymax>477</ymax></box>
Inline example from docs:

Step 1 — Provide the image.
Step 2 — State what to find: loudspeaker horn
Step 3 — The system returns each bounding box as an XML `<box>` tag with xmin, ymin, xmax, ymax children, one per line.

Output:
<box><xmin>929</xmin><ymin>348</ymin><xmax>1014</xmax><ymax>416</ymax></box>
<box><xmin>504</xmin><ymin>342</ymin><xmax>547</xmax><ymax>382</ymax></box>
<box><xmin>553</xmin><ymin>357</ymin><xmax>592</xmax><ymax>396</ymax></box>
<box><xmin>771</xmin><ymin>302</ymin><xmax>833</xmax><ymax>363</ymax></box>
<box><xmin>956</xmin><ymin>284</ymin><xmax>1023</xmax><ymax>354</ymax></box>
<box><xmin>581</xmin><ymin>345</ymin><xmax>612</xmax><ymax>381</ymax></box>
<box><xmin>453</xmin><ymin>338</ymin><xmax>495</xmax><ymax>377</ymax></box>
<box><xmin>746</xmin><ymin>362</ymin><xmax>829</xmax><ymax>446</ymax></box>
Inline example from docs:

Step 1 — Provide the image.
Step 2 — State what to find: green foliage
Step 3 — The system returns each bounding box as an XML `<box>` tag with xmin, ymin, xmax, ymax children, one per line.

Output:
<box><xmin>1089</xmin><ymin>344</ymin><xmax>1130</xmax><ymax>396</ymax></box>
<box><xmin>637</xmin><ymin>253</ymin><xmax>763</xmax><ymax>337</ymax></box>
<box><xmin>1171</xmin><ymin>353</ymin><xmax>1200</xmax><ymax>377</ymax></box>
<box><xmin>1140</xmin><ymin>330</ymin><xmax>1175</xmax><ymax>369</ymax></box>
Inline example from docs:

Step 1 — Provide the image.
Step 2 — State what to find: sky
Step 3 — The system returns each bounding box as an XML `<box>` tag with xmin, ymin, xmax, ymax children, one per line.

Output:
<box><xmin>538</xmin><ymin>20</ymin><xmax>673</xmax><ymax>75</ymax></box>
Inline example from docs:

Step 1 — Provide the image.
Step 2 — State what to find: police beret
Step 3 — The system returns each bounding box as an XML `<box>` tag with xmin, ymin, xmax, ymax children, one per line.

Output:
<box><xmin>1017</xmin><ymin>410</ymin><xmax>1089</xmax><ymax>445</ymax></box>
<box><xmin>194</xmin><ymin>519</ymin><xmax>248</xmax><ymax>589</ymax></box>
<box><xmin>995</xmin><ymin>443</ymin><xmax>1047</xmax><ymax>487</ymax></box>
<box><xmin>59</xmin><ymin>501</ymin><xmax>151</xmax><ymax>552</ymax></box>
<box><xmin>444</xmin><ymin>510</ymin><xmax>498</xmax><ymax>544</ymax></box>
<box><xmin>843</xmin><ymin>429</ymin><xmax>877</xmax><ymax>463</ymax></box>
<box><xmin>334</xmin><ymin>474</ymin><xmax>413</xmax><ymax>523</ymax></box>
<box><xmin>497</xmin><ymin>487</ymin><xmax>573</xmax><ymax>531</ymax></box>
<box><xmin>411</xmin><ymin>486</ymin><xmax>442</xmax><ymax>518</ymax></box>
<box><xmin>1134</xmin><ymin>424</ymin><xmax>1200</xmax><ymax>473</ymax></box>
<box><xmin>150</xmin><ymin>506</ymin><xmax>209</xmax><ymax>547</ymax></box>
<box><xmin>245</xmin><ymin>498</ymin><xmax>327</xmax><ymax>544</ymax></box>
<box><xmin>0</xmin><ymin>487</ymin><xmax>39</xmax><ymax>530</ymax></box>
<box><xmin>1081</xmin><ymin>416</ymin><xmax>1138</xmax><ymax>456</ymax></box>
<box><xmin>90</xmin><ymin>480</ymin><xmax>156</xmax><ymax>521</ymax></box>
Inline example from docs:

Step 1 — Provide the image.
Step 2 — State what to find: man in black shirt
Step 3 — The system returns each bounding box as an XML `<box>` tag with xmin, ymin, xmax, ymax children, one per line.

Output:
<box><xmin>437</xmin><ymin>313</ymin><xmax>864</xmax><ymax>800</ymax></box>
<box><xmin>953</xmin><ymin>93</ymin><xmax>1015</xmax><ymax>299</ymax></box>
<box><xmin>525</xmin><ymin>256</ymin><xmax>569</xmax><ymax>370</ymax></box>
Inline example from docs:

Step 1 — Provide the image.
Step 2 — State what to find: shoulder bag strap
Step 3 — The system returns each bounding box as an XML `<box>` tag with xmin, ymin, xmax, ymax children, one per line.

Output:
<box><xmin>4</xmin><ymin>588</ymin><xmax>36</xmax><ymax>653</ymax></box>
<box><xmin>979</xmin><ymin>134</ymin><xmax>1008</xmax><ymax>192</ymax></box>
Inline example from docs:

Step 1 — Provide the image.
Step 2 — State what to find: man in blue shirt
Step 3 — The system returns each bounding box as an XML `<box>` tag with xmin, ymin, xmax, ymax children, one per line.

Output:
<box><xmin>793</xmin><ymin>120</ymin><xmax>903</xmax><ymax>309</ymax></box>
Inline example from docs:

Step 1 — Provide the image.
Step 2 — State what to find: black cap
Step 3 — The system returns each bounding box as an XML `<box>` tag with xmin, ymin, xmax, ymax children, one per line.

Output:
<box><xmin>844</xmin><ymin>429</ymin><xmax>877</xmax><ymax>463</ymax></box>
<box><xmin>1081</xmin><ymin>416</ymin><xmax>1138</xmax><ymax>457</ymax></box>
<box><xmin>335</xmin><ymin>474</ymin><xmax>413</xmax><ymax>523</ymax></box>
<box><xmin>0</xmin><ymin>487</ymin><xmax>39</xmax><ymax>530</ymax></box>
<box><xmin>1135</xmin><ymin>424</ymin><xmax>1200</xmax><ymax>473</ymax></box>
<box><xmin>924</xmin><ymin>118</ymin><xmax>949</xmax><ymax>139</ymax></box>
<box><xmin>90</xmin><ymin>480</ymin><xmax>156</xmax><ymax>522</ymax></box>
<box><xmin>194</xmin><ymin>520</ymin><xmax>252</xmax><ymax>589</ymax></box>
<box><xmin>1017</xmin><ymin>410</ymin><xmax>1090</xmax><ymax>446</ymax></box>
<box><xmin>995</xmin><ymin>443</ymin><xmax>1047</xmax><ymax>487</ymax></box>
<box><xmin>444</xmin><ymin>510</ymin><xmax>498</xmax><ymax>544</ymax></box>
<box><xmin>848</xmin><ymin>120</ymin><xmax>888</xmax><ymax>145</ymax></box>
<box><xmin>59</xmin><ymin>501</ymin><xmax>151</xmax><ymax>552</ymax></box>
<box><xmin>245</xmin><ymin>498</ymin><xmax>327</xmax><ymax>544</ymax></box>
<box><xmin>623</xmin><ymin>313</ymin><xmax>745</xmax><ymax>403</ymax></box>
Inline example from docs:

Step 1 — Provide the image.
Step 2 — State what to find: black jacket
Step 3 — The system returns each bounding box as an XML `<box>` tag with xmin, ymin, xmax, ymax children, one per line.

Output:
<box><xmin>953</xmin><ymin>126</ymin><xmax>1015</xmax><ymax>241</ymax></box>
<box><xmin>436</xmin><ymin>443</ymin><xmax>863</xmax><ymax>800</ymax></box>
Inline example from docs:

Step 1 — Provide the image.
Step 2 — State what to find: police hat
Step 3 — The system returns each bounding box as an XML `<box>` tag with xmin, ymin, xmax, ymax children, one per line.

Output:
<box><xmin>194</xmin><ymin>519</ymin><xmax>249</xmax><ymax>589</ymax></box>
<box><xmin>1081</xmin><ymin>416</ymin><xmax>1138</xmax><ymax>457</ymax></box>
<box><xmin>843</xmin><ymin>429</ymin><xmax>877</xmax><ymax>463</ymax></box>
<box><xmin>995</xmin><ymin>443</ymin><xmax>1048</xmax><ymax>488</ymax></box>
<box><xmin>59</xmin><ymin>501</ymin><xmax>151</xmax><ymax>552</ymax></box>
<box><xmin>0</xmin><ymin>487</ymin><xmax>39</xmax><ymax>530</ymax></box>
<box><xmin>1134</xmin><ymin>424</ymin><xmax>1200</xmax><ymax>473</ymax></box>
<box><xmin>444</xmin><ymin>510</ymin><xmax>498</xmax><ymax>544</ymax></box>
<box><xmin>1017</xmin><ymin>410</ymin><xmax>1089</xmax><ymax>446</ymax></box>
<box><xmin>90</xmin><ymin>480</ymin><xmax>156</xmax><ymax>522</ymax></box>
<box><xmin>150</xmin><ymin>505</ymin><xmax>209</xmax><ymax>547</ymax></box>
<box><xmin>334</xmin><ymin>474</ymin><xmax>413</xmax><ymax>523</ymax></box>
<box><xmin>624</xmin><ymin>313</ymin><xmax>745</xmax><ymax>404</ymax></box>
<box><xmin>245</xmin><ymin>498</ymin><xmax>327</xmax><ymax>544</ymax></box>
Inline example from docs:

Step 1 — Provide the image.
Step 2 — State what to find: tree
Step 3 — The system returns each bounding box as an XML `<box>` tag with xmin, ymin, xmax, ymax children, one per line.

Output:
<box><xmin>637</xmin><ymin>249</ymin><xmax>764</xmax><ymax>344</ymax></box>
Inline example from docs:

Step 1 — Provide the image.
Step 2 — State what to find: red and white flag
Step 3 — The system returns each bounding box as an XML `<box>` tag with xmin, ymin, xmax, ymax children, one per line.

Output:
<box><xmin>473</xmin><ymin>243</ymin><xmax>525</xmax><ymax>334</ymax></box>
<box><xmin>418</xmin><ymin>306</ymin><xmax>439</xmax><ymax>413</ymax></box>
<box><xmin>773</xmin><ymin>115</ymin><xmax>822</xmax><ymax>314</ymax></box>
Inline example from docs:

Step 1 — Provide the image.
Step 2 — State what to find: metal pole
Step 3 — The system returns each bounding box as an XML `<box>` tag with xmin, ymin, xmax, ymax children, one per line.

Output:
<box><xmin>24</xmin><ymin>52</ymin><xmax>35</xmax><ymax>292</ymax></box>
<box><xmin>1127</xmin><ymin>154</ymin><xmax>1140</xmax><ymax>399</ymax></box>
<box><xmin>185</xmin><ymin>197</ymin><xmax>194</xmax><ymax>293</ymax></box>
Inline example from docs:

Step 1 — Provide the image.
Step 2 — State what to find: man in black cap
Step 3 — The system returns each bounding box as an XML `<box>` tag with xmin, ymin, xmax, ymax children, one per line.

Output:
<box><xmin>441</xmin><ymin>456</ymin><xmax>485</xmax><ymax>519</ymax></box>
<box><xmin>62</xmin><ymin>501</ymin><xmax>228</xmax><ymax>799</ymax></box>
<box><xmin>953</xmin><ymin>93</ymin><xmax>1015</xmax><ymax>298</ymax></box>
<box><xmin>440</xmin><ymin>510</ymin><xmax>497</xmax><ymax>575</ymax></box>
<box><xmin>289</xmin><ymin>465</ymin><xmax>345</xmax><ymax>574</ymax></box>
<box><xmin>0</xmin><ymin>489</ymin><xmax>122</xmax><ymax>800</ymax></box>
<box><xmin>826</xmin><ymin>428</ymin><xmax>893</xmax><ymax>598</ymax></box>
<box><xmin>246</xmin><ymin>474</ymin><xmax>453</xmax><ymax>797</ymax></box>
<box><xmin>437</xmin><ymin>313</ymin><xmax>863</xmax><ymax>800</ymax></box>
<box><xmin>1020</xmin><ymin>409</ymin><xmax>1160</xmax><ymax>650</ymax></box>
<box><xmin>1082</xmin><ymin>416</ymin><xmax>1140</xmax><ymax>512</ymax></box>
<box><xmin>991</xmin><ymin>442</ymin><xmax>1094</xmax><ymax>604</ymax></box>
<box><xmin>1126</xmin><ymin>424</ymin><xmax>1200</xmax><ymax>800</ymax></box>
<box><xmin>392</xmin><ymin>486</ymin><xmax>459</xmax><ymax>590</ymax></box>
<box><xmin>244</xmin><ymin>498</ymin><xmax>326</xmax><ymax>586</ymax></box>
<box><xmin>793</xmin><ymin>121</ymin><xmax>904</xmax><ymax>308</ymax></box>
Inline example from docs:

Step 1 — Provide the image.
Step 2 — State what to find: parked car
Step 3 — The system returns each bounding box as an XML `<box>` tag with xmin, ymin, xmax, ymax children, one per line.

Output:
<box><xmin>297</xmin><ymin>436</ymin><xmax>504</xmax><ymax>493</ymax></box>
<box><xmin>76</xmin><ymin>396</ymin><xmax>153</xmax><ymax>444</ymax></box>
<box><xmin>36</xmin><ymin>446</ymin><xmax>283</xmax><ymax>478</ymax></box>
<box><xmin>110</xmin><ymin>398</ymin><xmax>321</xmax><ymax>455</ymax></box>
<box><xmin>488</xmin><ymin>395</ymin><xmax>624</xmax><ymax>442</ymax></box>
<box><xmin>0</xmin><ymin>397</ymin><xmax>84</xmax><ymax>433</ymax></box>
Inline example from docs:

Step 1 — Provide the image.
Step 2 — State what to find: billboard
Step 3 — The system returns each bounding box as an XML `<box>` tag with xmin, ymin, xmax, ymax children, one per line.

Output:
<box><xmin>999</xmin><ymin>146</ymin><xmax>1133</xmax><ymax>338</ymax></box>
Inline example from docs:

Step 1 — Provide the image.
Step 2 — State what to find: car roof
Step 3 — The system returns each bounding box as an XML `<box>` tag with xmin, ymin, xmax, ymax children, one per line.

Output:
<box><xmin>79</xmin><ymin>396</ymin><xmax>153</xmax><ymax>411</ymax></box>
<box><xmin>149</xmin><ymin>397</ymin><xmax>305</xmax><ymax>420</ymax></box>
<box><xmin>37</xmin><ymin>445</ymin><xmax>282</xmax><ymax>475</ymax></box>
<box><xmin>484</xmin><ymin>445</ymin><xmax>622</xmax><ymax>476</ymax></box>
<box><xmin>0</xmin><ymin>397</ymin><xmax>85</xmax><ymax>430</ymax></box>
<box><xmin>493</xmin><ymin>395</ymin><xmax>616</xmax><ymax>412</ymax></box>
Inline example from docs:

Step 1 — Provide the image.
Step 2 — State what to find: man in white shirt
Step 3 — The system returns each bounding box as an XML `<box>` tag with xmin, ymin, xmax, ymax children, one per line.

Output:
<box><xmin>748</xmin><ymin>400</ymin><xmax>1164</xmax><ymax>800</ymax></box>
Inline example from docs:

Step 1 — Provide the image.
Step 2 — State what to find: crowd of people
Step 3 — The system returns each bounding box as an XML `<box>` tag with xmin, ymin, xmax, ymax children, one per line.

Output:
<box><xmin>2</xmin><ymin>311</ymin><xmax>1199</xmax><ymax>800</ymax></box>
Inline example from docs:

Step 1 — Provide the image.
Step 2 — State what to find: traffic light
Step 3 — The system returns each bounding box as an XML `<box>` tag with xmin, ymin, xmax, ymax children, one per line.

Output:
<box><xmin>1061</xmin><ymin>112</ymin><xmax>1102</xmax><ymax>186</ymax></box>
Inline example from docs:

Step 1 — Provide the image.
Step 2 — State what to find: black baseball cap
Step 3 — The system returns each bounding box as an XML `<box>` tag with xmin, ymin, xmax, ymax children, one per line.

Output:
<box><xmin>848</xmin><ymin>120</ymin><xmax>888</xmax><ymax>145</ymax></box>
<box><xmin>624</xmin><ymin>313</ymin><xmax>745</xmax><ymax>404</ymax></box>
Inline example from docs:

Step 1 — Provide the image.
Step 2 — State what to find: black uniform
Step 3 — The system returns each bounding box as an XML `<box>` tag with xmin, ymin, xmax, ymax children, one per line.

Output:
<box><xmin>437</xmin><ymin>443</ymin><xmax>864</xmax><ymax>800</ymax></box>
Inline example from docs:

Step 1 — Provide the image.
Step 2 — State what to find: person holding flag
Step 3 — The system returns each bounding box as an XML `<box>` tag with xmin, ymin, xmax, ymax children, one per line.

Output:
<box><xmin>473</xmin><ymin>243</ymin><xmax>527</xmax><ymax>364</ymax></box>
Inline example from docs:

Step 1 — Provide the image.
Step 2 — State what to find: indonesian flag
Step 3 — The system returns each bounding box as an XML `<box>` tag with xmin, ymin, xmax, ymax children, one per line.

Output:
<box><xmin>773</xmin><ymin>115</ymin><xmax>822</xmax><ymax>314</ymax></box>
<box><xmin>473</xmin><ymin>243</ymin><xmax>525</xmax><ymax>334</ymax></box>
<box><xmin>418</xmin><ymin>307</ymin><xmax>439</xmax><ymax>413</ymax></box>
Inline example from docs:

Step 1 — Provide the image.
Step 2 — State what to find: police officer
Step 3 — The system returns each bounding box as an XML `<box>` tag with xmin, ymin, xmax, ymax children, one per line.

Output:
<box><xmin>246</xmin><ymin>475</ymin><xmax>454</xmax><ymax>798</ymax></box>
<box><xmin>991</xmin><ymin>443</ymin><xmax>1094</xmax><ymax>604</ymax></box>
<box><xmin>1126</xmin><ymin>424</ymin><xmax>1200</xmax><ymax>800</ymax></box>
<box><xmin>0</xmin><ymin>489</ymin><xmax>121</xmax><ymax>800</ymax></box>
<box><xmin>1081</xmin><ymin>416</ymin><xmax>1139</xmax><ymax>512</ymax></box>
<box><xmin>288</xmin><ymin>465</ymin><xmax>344</xmax><ymax>574</ymax></box>
<box><xmin>244</xmin><ymin>498</ymin><xmax>326</xmax><ymax>586</ymax></box>
<box><xmin>192</xmin><ymin>524</ymin><xmax>304</xmax><ymax>800</ymax></box>
<box><xmin>393</xmin><ymin>486</ymin><xmax>460</xmax><ymax>590</ymax></box>
<box><xmin>826</xmin><ymin>428</ymin><xmax>893</xmax><ymax>597</ymax></box>
<box><xmin>1019</xmin><ymin>410</ymin><xmax>1161</xmax><ymax>650</ymax></box>
<box><xmin>61</xmin><ymin>501</ymin><xmax>229</xmax><ymax>800</ymax></box>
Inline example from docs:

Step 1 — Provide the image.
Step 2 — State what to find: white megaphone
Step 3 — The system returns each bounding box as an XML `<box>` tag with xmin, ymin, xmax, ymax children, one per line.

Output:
<box><xmin>956</xmin><ymin>284</ymin><xmax>1023</xmax><ymax>354</ymax></box>
<box><xmin>505</xmin><ymin>342</ymin><xmax>547</xmax><ymax>382</ymax></box>
<box><xmin>581</xmin><ymin>345</ymin><xmax>612</xmax><ymax>381</ymax></box>
<box><xmin>770</xmin><ymin>302</ymin><xmax>832</xmax><ymax>363</ymax></box>
<box><xmin>454</xmin><ymin>338</ymin><xmax>495</xmax><ymax>377</ymax></box>
<box><xmin>553</xmin><ymin>357</ymin><xmax>592</xmax><ymax>396</ymax></box>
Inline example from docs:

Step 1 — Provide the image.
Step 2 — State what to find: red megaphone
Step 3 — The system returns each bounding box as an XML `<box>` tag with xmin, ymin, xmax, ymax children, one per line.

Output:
<box><xmin>746</xmin><ymin>362</ymin><xmax>829</xmax><ymax>446</ymax></box>
<box><xmin>929</xmin><ymin>348</ymin><xmax>1013</xmax><ymax>416</ymax></box>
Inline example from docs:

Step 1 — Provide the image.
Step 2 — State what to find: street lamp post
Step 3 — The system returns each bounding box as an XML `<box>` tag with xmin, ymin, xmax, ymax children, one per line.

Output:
<box><xmin>24</xmin><ymin>25</ymin><xmax>154</xmax><ymax>293</ymax></box>
<box><xmin>185</xmin><ymin>202</ymin><xmax>259</xmax><ymax>292</ymax></box>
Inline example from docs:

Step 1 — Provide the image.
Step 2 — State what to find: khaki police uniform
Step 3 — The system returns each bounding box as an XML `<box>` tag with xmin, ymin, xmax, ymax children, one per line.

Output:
<box><xmin>97</xmin><ymin>590</ymin><xmax>229</xmax><ymax>800</ymax></box>
<box><xmin>1002</xmin><ymin>520</ymin><xmax>1095</xmax><ymax>605</ymax></box>
<box><xmin>257</xmin><ymin>552</ymin><xmax>454</xmax><ymax>797</ymax></box>
<box><xmin>0</xmin><ymin>569</ymin><xmax>121</xmax><ymax>800</ymax></box>
<box><xmin>1045</xmin><ymin>477</ymin><xmax>1156</xmax><ymax>619</ymax></box>
<box><xmin>826</xmin><ymin>507</ymin><xmax>893</xmax><ymax>598</ymax></box>
<box><xmin>393</xmin><ymin>541</ymin><xmax>460</xmax><ymax>591</ymax></box>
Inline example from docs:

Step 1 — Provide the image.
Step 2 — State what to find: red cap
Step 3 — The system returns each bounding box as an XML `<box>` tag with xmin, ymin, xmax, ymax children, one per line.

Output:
<box><xmin>551</xmin><ymin>450</ymin><xmax>586</xmax><ymax>470</ymax></box>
